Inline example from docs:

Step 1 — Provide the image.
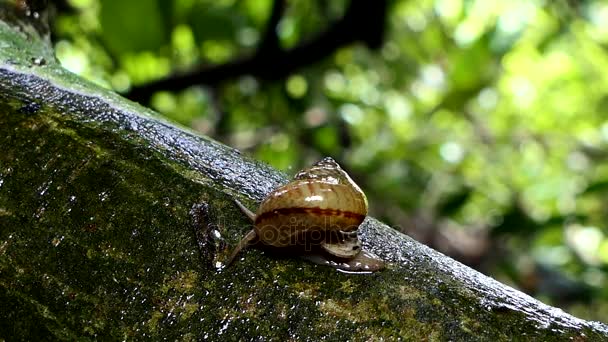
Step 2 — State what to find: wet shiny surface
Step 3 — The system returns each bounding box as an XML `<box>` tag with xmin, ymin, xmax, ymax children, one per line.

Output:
<box><xmin>250</xmin><ymin>159</ymin><xmax>373</xmax><ymax>265</ymax></box>
<box><xmin>2</xmin><ymin>45</ymin><xmax>606</xmax><ymax>338</ymax></box>
<box><xmin>255</xmin><ymin>158</ymin><xmax>367</xmax><ymax>245</ymax></box>
<box><xmin>228</xmin><ymin>158</ymin><xmax>381</xmax><ymax>269</ymax></box>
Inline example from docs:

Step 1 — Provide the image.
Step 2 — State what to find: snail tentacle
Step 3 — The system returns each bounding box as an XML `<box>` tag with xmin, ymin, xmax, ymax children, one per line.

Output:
<box><xmin>234</xmin><ymin>199</ymin><xmax>257</xmax><ymax>222</ymax></box>
<box><xmin>225</xmin><ymin>229</ymin><xmax>257</xmax><ymax>267</ymax></box>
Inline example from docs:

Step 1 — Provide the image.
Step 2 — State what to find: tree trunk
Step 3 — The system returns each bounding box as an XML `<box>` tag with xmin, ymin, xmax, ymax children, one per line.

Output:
<box><xmin>0</xmin><ymin>4</ymin><xmax>606</xmax><ymax>341</ymax></box>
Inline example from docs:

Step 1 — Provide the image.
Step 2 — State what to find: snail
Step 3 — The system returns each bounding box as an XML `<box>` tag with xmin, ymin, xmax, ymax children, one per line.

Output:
<box><xmin>227</xmin><ymin>157</ymin><xmax>384</xmax><ymax>273</ymax></box>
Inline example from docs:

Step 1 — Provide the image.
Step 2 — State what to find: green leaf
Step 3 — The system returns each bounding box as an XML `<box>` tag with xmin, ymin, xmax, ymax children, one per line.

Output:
<box><xmin>100</xmin><ymin>0</ymin><xmax>167</xmax><ymax>55</ymax></box>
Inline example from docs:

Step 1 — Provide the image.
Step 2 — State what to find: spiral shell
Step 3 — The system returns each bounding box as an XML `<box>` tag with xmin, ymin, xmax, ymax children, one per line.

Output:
<box><xmin>229</xmin><ymin>157</ymin><xmax>384</xmax><ymax>272</ymax></box>
<box><xmin>254</xmin><ymin>157</ymin><xmax>367</xmax><ymax>256</ymax></box>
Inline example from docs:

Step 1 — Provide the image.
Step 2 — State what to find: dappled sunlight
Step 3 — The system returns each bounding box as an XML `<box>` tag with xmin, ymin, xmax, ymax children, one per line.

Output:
<box><xmin>53</xmin><ymin>0</ymin><xmax>608</xmax><ymax>322</ymax></box>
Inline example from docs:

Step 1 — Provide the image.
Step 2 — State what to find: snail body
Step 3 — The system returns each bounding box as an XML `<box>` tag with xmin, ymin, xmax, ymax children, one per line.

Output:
<box><xmin>228</xmin><ymin>157</ymin><xmax>384</xmax><ymax>272</ymax></box>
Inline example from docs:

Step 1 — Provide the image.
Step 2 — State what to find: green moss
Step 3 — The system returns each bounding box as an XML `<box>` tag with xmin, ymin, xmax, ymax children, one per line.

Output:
<box><xmin>1</xmin><ymin>90</ymin><xmax>604</xmax><ymax>338</ymax></box>
<box><xmin>0</xmin><ymin>5</ymin><xmax>606</xmax><ymax>339</ymax></box>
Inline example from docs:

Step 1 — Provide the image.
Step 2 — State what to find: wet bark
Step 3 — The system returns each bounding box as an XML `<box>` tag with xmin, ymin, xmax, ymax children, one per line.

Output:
<box><xmin>0</xmin><ymin>4</ymin><xmax>607</xmax><ymax>341</ymax></box>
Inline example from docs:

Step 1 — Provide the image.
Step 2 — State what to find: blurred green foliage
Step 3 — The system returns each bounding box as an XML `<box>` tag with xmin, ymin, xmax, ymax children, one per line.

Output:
<box><xmin>53</xmin><ymin>0</ymin><xmax>608</xmax><ymax>322</ymax></box>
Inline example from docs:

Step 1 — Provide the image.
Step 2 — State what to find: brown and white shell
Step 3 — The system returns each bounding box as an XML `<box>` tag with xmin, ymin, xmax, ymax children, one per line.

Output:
<box><xmin>228</xmin><ymin>157</ymin><xmax>384</xmax><ymax>272</ymax></box>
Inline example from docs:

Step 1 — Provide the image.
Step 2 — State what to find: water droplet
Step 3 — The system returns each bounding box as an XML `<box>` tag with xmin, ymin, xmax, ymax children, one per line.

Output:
<box><xmin>51</xmin><ymin>236</ymin><xmax>64</xmax><ymax>247</ymax></box>
<box><xmin>31</xmin><ymin>57</ymin><xmax>46</xmax><ymax>66</ymax></box>
<box><xmin>99</xmin><ymin>191</ymin><xmax>109</xmax><ymax>201</ymax></box>
<box><xmin>38</xmin><ymin>181</ymin><xmax>51</xmax><ymax>196</ymax></box>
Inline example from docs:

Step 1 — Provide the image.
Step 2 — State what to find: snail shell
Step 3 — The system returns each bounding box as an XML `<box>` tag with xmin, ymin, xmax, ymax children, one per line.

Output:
<box><xmin>256</xmin><ymin>157</ymin><xmax>367</xmax><ymax>256</ymax></box>
<box><xmin>228</xmin><ymin>157</ymin><xmax>384</xmax><ymax>272</ymax></box>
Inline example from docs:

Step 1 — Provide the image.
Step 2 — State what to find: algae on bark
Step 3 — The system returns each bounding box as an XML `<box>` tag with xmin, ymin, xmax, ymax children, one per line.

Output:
<box><xmin>0</xmin><ymin>3</ymin><xmax>607</xmax><ymax>341</ymax></box>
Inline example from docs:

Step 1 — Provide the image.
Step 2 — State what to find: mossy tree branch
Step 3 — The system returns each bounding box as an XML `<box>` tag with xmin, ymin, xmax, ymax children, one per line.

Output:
<box><xmin>0</xmin><ymin>3</ymin><xmax>606</xmax><ymax>341</ymax></box>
